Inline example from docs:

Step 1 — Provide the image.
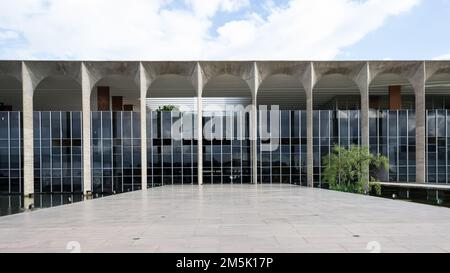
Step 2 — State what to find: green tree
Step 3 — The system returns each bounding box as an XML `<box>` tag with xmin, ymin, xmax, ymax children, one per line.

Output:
<box><xmin>322</xmin><ymin>145</ymin><xmax>389</xmax><ymax>194</ymax></box>
<box><xmin>156</xmin><ymin>105</ymin><xmax>178</xmax><ymax>112</ymax></box>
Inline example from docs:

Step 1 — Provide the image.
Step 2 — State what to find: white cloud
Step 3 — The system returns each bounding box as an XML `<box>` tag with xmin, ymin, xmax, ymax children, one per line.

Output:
<box><xmin>0</xmin><ymin>30</ymin><xmax>20</xmax><ymax>41</ymax></box>
<box><xmin>434</xmin><ymin>53</ymin><xmax>450</xmax><ymax>60</ymax></box>
<box><xmin>0</xmin><ymin>0</ymin><xmax>420</xmax><ymax>60</ymax></box>
<box><xmin>186</xmin><ymin>0</ymin><xmax>250</xmax><ymax>17</ymax></box>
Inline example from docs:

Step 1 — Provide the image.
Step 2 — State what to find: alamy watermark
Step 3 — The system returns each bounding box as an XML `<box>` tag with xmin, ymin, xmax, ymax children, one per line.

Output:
<box><xmin>169</xmin><ymin>104</ymin><xmax>280</xmax><ymax>151</ymax></box>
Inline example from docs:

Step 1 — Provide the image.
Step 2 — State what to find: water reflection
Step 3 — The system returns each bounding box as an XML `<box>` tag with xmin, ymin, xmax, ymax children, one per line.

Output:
<box><xmin>1</xmin><ymin>186</ymin><xmax>160</xmax><ymax>217</ymax></box>
<box><xmin>34</xmin><ymin>194</ymin><xmax>84</xmax><ymax>208</ymax></box>
<box><xmin>0</xmin><ymin>193</ymin><xmax>106</xmax><ymax>217</ymax></box>
<box><xmin>0</xmin><ymin>195</ymin><xmax>23</xmax><ymax>216</ymax></box>
<box><xmin>377</xmin><ymin>186</ymin><xmax>450</xmax><ymax>208</ymax></box>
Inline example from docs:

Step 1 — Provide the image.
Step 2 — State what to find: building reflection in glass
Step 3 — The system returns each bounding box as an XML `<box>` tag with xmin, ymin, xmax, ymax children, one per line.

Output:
<box><xmin>91</xmin><ymin>111</ymin><xmax>141</xmax><ymax>193</ymax></box>
<box><xmin>33</xmin><ymin>112</ymin><xmax>83</xmax><ymax>193</ymax></box>
<box><xmin>147</xmin><ymin>111</ymin><xmax>198</xmax><ymax>186</ymax></box>
<box><xmin>0</xmin><ymin>112</ymin><xmax>23</xmax><ymax>194</ymax></box>
<box><xmin>258</xmin><ymin>110</ymin><xmax>307</xmax><ymax>186</ymax></box>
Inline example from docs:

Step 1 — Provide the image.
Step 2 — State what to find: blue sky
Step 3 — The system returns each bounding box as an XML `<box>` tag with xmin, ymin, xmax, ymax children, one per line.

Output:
<box><xmin>338</xmin><ymin>0</ymin><xmax>450</xmax><ymax>60</ymax></box>
<box><xmin>0</xmin><ymin>0</ymin><xmax>449</xmax><ymax>60</ymax></box>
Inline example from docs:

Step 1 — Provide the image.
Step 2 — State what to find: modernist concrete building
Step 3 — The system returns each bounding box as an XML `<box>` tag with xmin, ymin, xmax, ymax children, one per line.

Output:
<box><xmin>1</xmin><ymin>60</ymin><xmax>450</xmax><ymax>200</ymax></box>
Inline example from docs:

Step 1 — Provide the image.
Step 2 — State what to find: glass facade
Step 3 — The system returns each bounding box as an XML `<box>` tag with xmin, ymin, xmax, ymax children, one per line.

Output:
<box><xmin>313</xmin><ymin>110</ymin><xmax>360</xmax><ymax>187</ymax></box>
<box><xmin>33</xmin><ymin>112</ymin><xmax>83</xmax><ymax>193</ymax></box>
<box><xmin>203</xmin><ymin>111</ymin><xmax>252</xmax><ymax>184</ymax></box>
<box><xmin>426</xmin><ymin>110</ymin><xmax>449</xmax><ymax>184</ymax></box>
<box><xmin>147</xmin><ymin>111</ymin><xmax>198</xmax><ymax>186</ymax></box>
<box><xmin>91</xmin><ymin>112</ymin><xmax>141</xmax><ymax>193</ymax></box>
<box><xmin>369</xmin><ymin>110</ymin><xmax>416</xmax><ymax>182</ymax></box>
<box><xmin>258</xmin><ymin>110</ymin><xmax>307</xmax><ymax>185</ymax></box>
<box><xmin>2</xmin><ymin>108</ymin><xmax>450</xmax><ymax>199</ymax></box>
<box><xmin>0</xmin><ymin>112</ymin><xmax>23</xmax><ymax>194</ymax></box>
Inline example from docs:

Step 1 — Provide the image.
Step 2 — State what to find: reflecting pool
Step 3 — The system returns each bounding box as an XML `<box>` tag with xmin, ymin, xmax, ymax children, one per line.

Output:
<box><xmin>0</xmin><ymin>193</ymin><xmax>111</xmax><ymax>217</ymax></box>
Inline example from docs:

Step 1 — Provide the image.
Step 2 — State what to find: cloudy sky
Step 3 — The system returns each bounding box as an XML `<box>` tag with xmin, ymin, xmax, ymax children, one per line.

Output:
<box><xmin>0</xmin><ymin>0</ymin><xmax>449</xmax><ymax>60</ymax></box>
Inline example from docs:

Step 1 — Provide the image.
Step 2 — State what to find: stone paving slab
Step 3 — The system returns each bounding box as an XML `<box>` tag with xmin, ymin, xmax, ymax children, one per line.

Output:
<box><xmin>1</xmin><ymin>184</ymin><xmax>450</xmax><ymax>253</ymax></box>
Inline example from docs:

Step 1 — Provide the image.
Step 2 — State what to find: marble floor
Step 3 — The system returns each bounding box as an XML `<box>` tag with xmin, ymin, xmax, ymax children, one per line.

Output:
<box><xmin>1</xmin><ymin>184</ymin><xmax>450</xmax><ymax>253</ymax></box>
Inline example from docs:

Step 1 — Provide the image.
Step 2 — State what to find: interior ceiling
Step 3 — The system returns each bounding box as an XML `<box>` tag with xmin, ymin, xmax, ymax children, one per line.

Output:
<box><xmin>370</xmin><ymin>73</ymin><xmax>411</xmax><ymax>87</ymax></box>
<box><xmin>203</xmin><ymin>74</ymin><xmax>251</xmax><ymax>97</ymax></box>
<box><xmin>315</xmin><ymin>74</ymin><xmax>359</xmax><ymax>89</ymax></box>
<box><xmin>95</xmin><ymin>75</ymin><xmax>137</xmax><ymax>90</ymax></box>
<box><xmin>260</xmin><ymin>74</ymin><xmax>301</xmax><ymax>89</ymax></box>
<box><xmin>36</xmin><ymin>76</ymin><xmax>80</xmax><ymax>90</ymax></box>
<box><xmin>0</xmin><ymin>76</ymin><xmax>21</xmax><ymax>89</ymax></box>
<box><xmin>258</xmin><ymin>74</ymin><xmax>305</xmax><ymax>109</ymax></box>
<box><xmin>148</xmin><ymin>75</ymin><xmax>195</xmax><ymax>98</ymax></box>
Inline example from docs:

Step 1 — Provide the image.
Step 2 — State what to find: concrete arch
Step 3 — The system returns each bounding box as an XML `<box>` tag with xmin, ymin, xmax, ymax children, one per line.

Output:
<box><xmin>313</xmin><ymin>72</ymin><xmax>361</xmax><ymax>110</ymax></box>
<box><xmin>94</xmin><ymin>74</ymin><xmax>140</xmax><ymax>88</ymax></box>
<box><xmin>369</xmin><ymin>72</ymin><xmax>416</xmax><ymax>110</ymax></box>
<box><xmin>425</xmin><ymin>61</ymin><xmax>450</xmax><ymax>99</ymax></box>
<box><xmin>0</xmin><ymin>61</ymin><xmax>22</xmax><ymax>83</ymax></box>
<box><xmin>83</xmin><ymin>61</ymin><xmax>140</xmax><ymax>94</ymax></box>
<box><xmin>141</xmin><ymin>62</ymin><xmax>197</xmax><ymax>95</ymax></box>
<box><xmin>202</xmin><ymin>73</ymin><xmax>252</xmax><ymax>99</ymax></box>
<box><xmin>146</xmin><ymin>74</ymin><xmax>197</xmax><ymax>112</ymax></box>
<box><xmin>425</xmin><ymin>61</ymin><xmax>450</xmax><ymax>81</ymax></box>
<box><xmin>312</xmin><ymin>61</ymin><xmax>368</xmax><ymax>94</ymax></box>
<box><xmin>34</xmin><ymin>75</ymin><xmax>82</xmax><ymax>111</ymax></box>
<box><xmin>368</xmin><ymin>61</ymin><xmax>424</xmax><ymax>92</ymax></box>
<box><xmin>427</xmin><ymin>72</ymin><xmax>450</xmax><ymax>85</ymax></box>
<box><xmin>199</xmin><ymin>62</ymin><xmax>255</xmax><ymax>95</ymax></box>
<box><xmin>257</xmin><ymin>61</ymin><xmax>310</xmax><ymax>82</ymax></box>
<box><xmin>424</xmin><ymin>67</ymin><xmax>450</xmax><ymax>109</ymax></box>
<box><xmin>91</xmin><ymin>74</ymin><xmax>140</xmax><ymax>111</ymax></box>
<box><xmin>257</xmin><ymin>73</ymin><xmax>306</xmax><ymax>110</ymax></box>
<box><xmin>0</xmin><ymin>74</ymin><xmax>22</xmax><ymax>111</ymax></box>
<box><xmin>23</xmin><ymin>61</ymin><xmax>81</xmax><ymax>92</ymax></box>
<box><xmin>147</xmin><ymin>74</ymin><xmax>196</xmax><ymax>97</ymax></box>
<box><xmin>257</xmin><ymin>61</ymin><xmax>311</xmax><ymax>99</ymax></box>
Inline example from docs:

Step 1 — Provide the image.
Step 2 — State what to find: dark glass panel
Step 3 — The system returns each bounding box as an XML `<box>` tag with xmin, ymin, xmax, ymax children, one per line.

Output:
<box><xmin>10</xmin><ymin>112</ymin><xmax>20</xmax><ymax>139</ymax></box>
<box><xmin>0</xmin><ymin>113</ymin><xmax>9</xmax><ymax>139</ymax></box>
<box><xmin>122</xmin><ymin>112</ymin><xmax>132</xmax><ymax>139</ymax></box>
<box><xmin>72</xmin><ymin>112</ymin><xmax>82</xmax><ymax>138</ymax></box>
<box><xmin>132</xmin><ymin>112</ymin><xmax>140</xmax><ymax>138</ymax></box>
<box><xmin>112</xmin><ymin>112</ymin><xmax>122</xmax><ymax>139</ymax></box>
<box><xmin>91</xmin><ymin>112</ymin><xmax>101</xmax><ymax>139</ymax></box>
<box><xmin>41</xmin><ymin>112</ymin><xmax>51</xmax><ymax>139</ymax></box>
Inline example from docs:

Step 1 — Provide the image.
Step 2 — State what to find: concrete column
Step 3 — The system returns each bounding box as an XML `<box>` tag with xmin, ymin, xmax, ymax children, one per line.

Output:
<box><xmin>306</xmin><ymin>86</ymin><xmax>314</xmax><ymax>187</ymax></box>
<box><xmin>358</xmin><ymin>64</ymin><xmax>370</xmax><ymax>192</ymax></box>
<box><xmin>196</xmin><ymin>63</ymin><xmax>203</xmax><ymax>185</ymax></box>
<box><xmin>361</xmin><ymin>90</ymin><xmax>370</xmax><ymax>192</ymax></box>
<box><xmin>22</xmin><ymin>62</ymin><xmax>34</xmax><ymax>199</ymax></box>
<box><xmin>414</xmin><ymin>63</ymin><xmax>426</xmax><ymax>184</ymax></box>
<box><xmin>81</xmin><ymin>63</ymin><xmax>92</xmax><ymax>195</ymax></box>
<box><xmin>139</xmin><ymin>63</ymin><xmax>148</xmax><ymax>190</ymax></box>
<box><xmin>302</xmin><ymin>62</ymin><xmax>315</xmax><ymax>187</ymax></box>
<box><xmin>251</xmin><ymin>94</ymin><xmax>258</xmax><ymax>184</ymax></box>
<box><xmin>360</xmin><ymin>89</ymin><xmax>369</xmax><ymax>147</ymax></box>
<box><xmin>359</xmin><ymin>64</ymin><xmax>370</xmax><ymax>149</ymax></box>
<box><xmin>251</xmin><ymin>62</ymin><xmax>259</xmax><ymax>184</ymax></box>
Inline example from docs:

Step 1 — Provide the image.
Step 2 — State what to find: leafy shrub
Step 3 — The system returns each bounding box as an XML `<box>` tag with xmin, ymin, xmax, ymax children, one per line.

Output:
<box><xmin>322</xmin><ymin>145</ymin><xmax>389</xmax><ymax>194</ymax></box>
<box><xmin>370</xmin><ymin>182</ymin><xmax>382</xmax><ymax>196</ymax></box>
